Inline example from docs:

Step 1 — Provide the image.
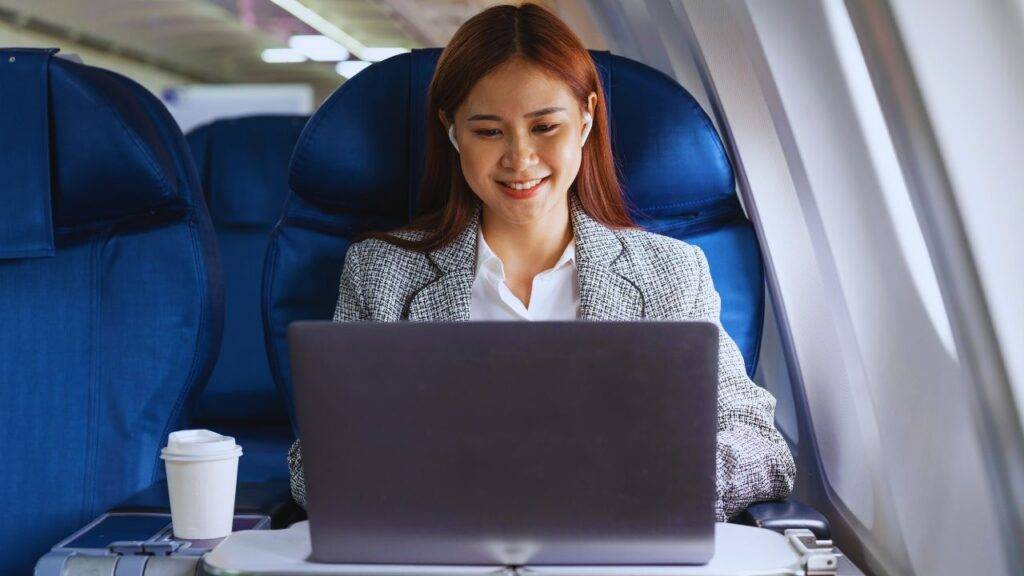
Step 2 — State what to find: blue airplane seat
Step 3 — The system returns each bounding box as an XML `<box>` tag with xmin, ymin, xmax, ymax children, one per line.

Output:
<box><xmin>0</xmin><ymin>49</ymin><xmax>223</xmax><ymax>573</ymax></box>
<box><xmin>264</xmin><ymin>48</ymin><xmax>762</xmax><ymax>437</ymax></box>
<box><xmin>186</xmin><ymin>115</ymin><xmax>307</xmax><ymax>482</ymax></box>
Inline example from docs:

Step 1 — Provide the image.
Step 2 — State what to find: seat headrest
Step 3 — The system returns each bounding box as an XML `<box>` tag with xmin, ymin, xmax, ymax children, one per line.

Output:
<box><xmin>288</xmin><ymin>48</ymin><xmax>734</xmax><ymax>220</ymax></box>
<box><xmin>0</xmin><ymin>48</ymin><xmax>189</xmax><ymax>260</ymax></box>
<box><xmin>188</xmin><ymin>115</ymin><xmax>309</xmax><ymax>228</ymax></box>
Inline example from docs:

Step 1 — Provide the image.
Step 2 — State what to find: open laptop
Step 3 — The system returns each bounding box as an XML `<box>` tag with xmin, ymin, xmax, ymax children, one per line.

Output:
<box><xmin>288</xmin><ymin>321</ymin><xmax>719</xmax><ymax>567</ymax></box>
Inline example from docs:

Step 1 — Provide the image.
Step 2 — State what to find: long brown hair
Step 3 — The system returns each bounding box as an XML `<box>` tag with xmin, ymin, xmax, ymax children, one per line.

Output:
<box><xmin>369</xmin><ymin>2</ymin><xmax>634</xmax><ymax>251</ymax></box>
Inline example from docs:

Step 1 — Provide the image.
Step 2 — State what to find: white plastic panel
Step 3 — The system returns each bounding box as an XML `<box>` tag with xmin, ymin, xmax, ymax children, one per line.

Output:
<box><xmin>843</xmin><ymin>0</ymin><xmax>1024</xmax><ymax>571</ymax></box>
<box><xmin>741</xmin><ymin>1</ymin><xmax>1008</xmax><ymax>574</ymax></box>
<box><xmin>673</xmin><ymin>4</ymin><xmax>892</xmax><ymax>564</ymax></box>
<box><xmin>885</xmin><ymin>0</ymin><xmax>1024</xmax><ymax>422</ymax></box>
<box><xmin>676</xmin><ymin>0</ymin><xmax>1016</xmax><ymax>573</ymax></box>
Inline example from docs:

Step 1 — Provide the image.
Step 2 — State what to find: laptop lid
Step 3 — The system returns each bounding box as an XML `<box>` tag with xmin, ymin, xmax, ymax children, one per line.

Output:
<box><xmin>289</xmin><ymin>321</ymin><xmax>718</xmax><ymax>566</ymax></box>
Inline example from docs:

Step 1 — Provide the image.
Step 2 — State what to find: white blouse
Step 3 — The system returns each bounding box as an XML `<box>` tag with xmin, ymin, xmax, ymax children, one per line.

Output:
<box><xmin>469</xmin><ymin>229</ymin><xmax>581</xmax><ymax>321</ymax></box>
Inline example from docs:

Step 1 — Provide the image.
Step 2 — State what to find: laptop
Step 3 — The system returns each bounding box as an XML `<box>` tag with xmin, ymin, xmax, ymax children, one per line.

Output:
<box><xmin>288</xmin><ymin>321</ymin><xmax>719</xmax><ymax>567</ymax></box>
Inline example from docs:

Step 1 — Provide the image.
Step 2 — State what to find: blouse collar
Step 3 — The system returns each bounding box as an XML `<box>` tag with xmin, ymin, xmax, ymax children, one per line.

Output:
<box><xmin>475</xmin><ymin>227</ymin><xmax>576</xmax><ymax>281</ymax></box>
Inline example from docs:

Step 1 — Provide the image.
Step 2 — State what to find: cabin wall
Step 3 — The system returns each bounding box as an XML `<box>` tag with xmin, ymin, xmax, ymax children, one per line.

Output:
<box><xmin>676</xmin><ymin>1</ymin><xmax>1017</xmax><ymax>575</ymax></box>
<box><xmin>883</xmin><ymin>0</ymin><xmax>1024</xmax><ymax>444</ymax></box>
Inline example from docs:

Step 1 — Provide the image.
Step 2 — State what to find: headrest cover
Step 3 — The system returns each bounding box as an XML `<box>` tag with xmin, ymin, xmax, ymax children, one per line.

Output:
<box><xmin>289</xmin><ymin>48</ymin><xmax>734</xmax><ymax>220</ymax></box>
<box><xmin>188</xmin><ymin>115</ymin><xmax>308</xmax><ymax>228</ymax></box>
<box><xmin>49</xmin><ymin>59</ymin><xmax>183</xmax><ymax>226</ymax></box>
<box><xmin>0</xmin><ymin>48</ymin><xmax>56</xmax><ymax>259</ymax></box>
<box><xmin>0</xmin><ymin>48</ymin><xmax>187</xmax><ymax>241</ymax></box>
<box><xmin>290</xmin><ymin>55</ymin><xmax>410</xmax><ymax>216</ymax></box>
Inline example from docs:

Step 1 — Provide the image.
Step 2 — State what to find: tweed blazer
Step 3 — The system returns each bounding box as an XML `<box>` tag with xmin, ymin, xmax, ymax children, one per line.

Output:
<box><xmin>288</xmin><ymin>194</ymin><xmax>796</xmax><ymax>522</ymax></box>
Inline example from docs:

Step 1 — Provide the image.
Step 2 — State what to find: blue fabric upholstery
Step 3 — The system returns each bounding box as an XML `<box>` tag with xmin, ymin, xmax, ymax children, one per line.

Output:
<box><xmin>266</xmin><ymin>48</ymin><xmax>763</xmax><ymax>433</ymax></box>
<box><xmin>0</xmin><ymin>50</ymin><xmax>223</xmax><ymax>574</ymax></box>
<box><xmin>186</xmin><ymin>116</ymin><xmax>306</xmax><ymax>480</ymax></box>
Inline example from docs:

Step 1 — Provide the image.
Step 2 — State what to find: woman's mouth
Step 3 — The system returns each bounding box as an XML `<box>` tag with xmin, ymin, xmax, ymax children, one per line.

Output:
<box><xmin>497</xmin><ymin>175</ymin><xmax>550</xmax><ymax>199</ymax></box>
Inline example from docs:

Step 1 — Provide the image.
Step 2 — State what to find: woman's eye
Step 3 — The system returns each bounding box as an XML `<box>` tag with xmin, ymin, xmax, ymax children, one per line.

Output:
<box><xmin>474</xmin><ymin>129</ymin><xmax>501</xmax><ymax>137</ymax></box>
<box><xmin>534</xmin><ymin>124</ymin><xmax>559</xmax><ymax>133</ymax></box>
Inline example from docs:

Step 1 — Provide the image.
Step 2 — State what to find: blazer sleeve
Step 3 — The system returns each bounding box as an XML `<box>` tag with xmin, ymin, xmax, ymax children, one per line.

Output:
<box><xmin>689</xmin><ymin>245</ymin><xmax>796</xmax><ymax>522</ymax></box>
<box><xmin>288</xmin><ymin>242</ymin><xmax>368</xmax><ymax>509</ymax></box>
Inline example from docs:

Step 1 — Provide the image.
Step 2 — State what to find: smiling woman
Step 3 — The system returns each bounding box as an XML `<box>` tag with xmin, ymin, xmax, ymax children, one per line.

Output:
<box><xmin>287</xmin><ymin>1</ymin><xmax>796</xmax><ymax>524</ymax></box>
<box><xmin>366</xmin><ymin>1</ymin><xmax>632</xmax><ymax>259</ymax></box>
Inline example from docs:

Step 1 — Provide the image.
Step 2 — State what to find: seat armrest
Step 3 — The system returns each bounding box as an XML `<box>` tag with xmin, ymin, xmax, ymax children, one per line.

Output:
<box><xmin>736</xmin><ymin>498</ymin><xmax>831</xmax><ymax>539</ymax></box>
<box><xmin>112</xmin><ymin>479</ymin><xmax>299</xmax><ymax>527</ymax></box>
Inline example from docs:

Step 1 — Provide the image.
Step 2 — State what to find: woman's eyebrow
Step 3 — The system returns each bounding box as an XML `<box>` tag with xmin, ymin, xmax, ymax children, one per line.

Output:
<box><xmin>467</xmin><ymin>106</ymin><xmax>567</xmax><ymax>122</ymax></box>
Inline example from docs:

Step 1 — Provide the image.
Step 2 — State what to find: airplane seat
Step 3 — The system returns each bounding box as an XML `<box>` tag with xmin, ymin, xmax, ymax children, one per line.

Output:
<box><xmin>263</xmin><ymin>48</ymin><xmax>825</xmax><ymax>535</ymax></box>
<box><xmin>0</xmin><ymin>49</ymin><xmax>223</xmax><ymax>573</ymax></box>
<box><xmin>186</xmin><ymin>115</ymin><xmax>308</xmax><ymax>482</ymax></box>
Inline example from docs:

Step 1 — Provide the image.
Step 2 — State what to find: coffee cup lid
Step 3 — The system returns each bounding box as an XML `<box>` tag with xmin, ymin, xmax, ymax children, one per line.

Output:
<box><xmin>160</xmin><ymin>429</ymin><xmax>242</xmax><ymax>462</ymax></box>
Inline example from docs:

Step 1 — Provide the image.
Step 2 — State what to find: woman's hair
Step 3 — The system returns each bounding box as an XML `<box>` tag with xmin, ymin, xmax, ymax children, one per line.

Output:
<box><xmin>367</xmin><ymin>2</ymin><xmax>635</xmax><ymax>251</ymax></box>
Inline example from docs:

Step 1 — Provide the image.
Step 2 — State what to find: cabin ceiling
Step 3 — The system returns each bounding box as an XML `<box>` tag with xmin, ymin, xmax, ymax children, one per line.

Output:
<box><xmin>0</xmin><ymin>0</ymin><xmax>556</xmax><ymax>89</ymax></box>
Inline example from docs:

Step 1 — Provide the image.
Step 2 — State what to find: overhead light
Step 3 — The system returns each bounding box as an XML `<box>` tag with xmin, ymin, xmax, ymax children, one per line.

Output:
<box><xmin>362</xmin><ymin>47</ymin><xmax>408</xmax><ymax>62</ymax></box>
<box><xmin>269</xmin><ymin>0</ymin><xmax>410</xmax><ymax>62</ymax></box>
<box><xmin>269</xmin><ymin>0</ymin><xmax>370</xmax><ymax>61</ymax></box>
<box><xmin>336</xmin><ymin>60</ymin><xmax>372</xmax><ymax>79</ymax></box>
<box><xmin>288</xmin><ymin>35</ymin><xmax>350</xmax><ymax>62</ymax></box>
<box><xmin>261</xmin><ymin>48</ymin><xmax>307</xmax><ymax>63</ymax></box>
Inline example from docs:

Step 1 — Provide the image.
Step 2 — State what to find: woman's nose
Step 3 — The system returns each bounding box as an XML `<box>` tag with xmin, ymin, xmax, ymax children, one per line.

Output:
<box><xmin>500</xmin><ymin>134</ymin><xmax>537</xmax><ymax>171</ymax></box>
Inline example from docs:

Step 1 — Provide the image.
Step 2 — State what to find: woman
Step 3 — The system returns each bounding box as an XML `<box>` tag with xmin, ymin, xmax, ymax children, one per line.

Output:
<box><xmin>289</xmin><ymin>2</ymin><xmax>795</xmax><ymax>523</ymax></box>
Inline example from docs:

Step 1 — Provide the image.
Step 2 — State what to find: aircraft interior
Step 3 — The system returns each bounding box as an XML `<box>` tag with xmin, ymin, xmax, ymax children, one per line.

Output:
<box><xmin>0</xmin><ymin>1</ymin><xmax>1022</xmax><ymax>575</ymax></box>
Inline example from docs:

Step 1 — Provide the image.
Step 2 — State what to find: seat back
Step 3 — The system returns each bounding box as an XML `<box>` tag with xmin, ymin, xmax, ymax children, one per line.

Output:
<box><xmin>0</xmin><ymin>49</ymin><xmax>223</xmax><ymax>573</ymax></box>
<box><xmin>264</xmin><ymin>49</ymin><xmax>763</xmax><ymax>433</ymax></box>
<box><xmin>187</xmin><ymin>115</ymin><xmax>306</xmax><ymax>427</ymax></box>
<box><xmin>185</xmin><ymin>115</ymin><xmax>305</xmax><ymax>481</ymax></box>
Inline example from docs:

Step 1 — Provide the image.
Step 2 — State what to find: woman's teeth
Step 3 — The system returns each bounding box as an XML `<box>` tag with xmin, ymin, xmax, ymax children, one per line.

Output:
<box><xmin>501</xmin><ymin>177</ymin><xmax>546</xmax><ymax>190</ymax></box>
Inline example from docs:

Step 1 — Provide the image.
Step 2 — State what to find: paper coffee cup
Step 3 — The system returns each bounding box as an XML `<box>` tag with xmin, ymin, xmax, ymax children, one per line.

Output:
<box><xmin>160</xmin><ymin>429</ymin><xmax>243</xmax><ymax>540</ymax></box>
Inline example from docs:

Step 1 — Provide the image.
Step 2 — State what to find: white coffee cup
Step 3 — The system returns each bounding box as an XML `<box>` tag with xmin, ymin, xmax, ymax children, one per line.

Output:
<box><xmin>160</xmin><ymin>429</ymin><xmax>243</xmax><ymax>540</ymax></box>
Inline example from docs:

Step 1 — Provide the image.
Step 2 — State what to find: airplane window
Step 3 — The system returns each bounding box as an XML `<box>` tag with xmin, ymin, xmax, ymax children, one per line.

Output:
<box><xmin>673</xmin><ymin>0</ymin><xmax>984</xmax><ymax>555</ymax></box>
<box><xmin>694</xmin><ymin>0</ymin><xmax>1017</xmax><ymax>572</ymax></box>
<box><xmin>822</xmin><ymin>0</ymin><xmax>958</xmax><ymax>362</ymax></box>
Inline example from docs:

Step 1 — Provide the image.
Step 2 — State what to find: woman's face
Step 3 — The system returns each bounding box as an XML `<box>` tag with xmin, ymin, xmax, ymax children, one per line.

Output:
<box><xmin>443</xmin><ymin>58</ymin><xmax>597</xmax><ymax>228</ymax></box>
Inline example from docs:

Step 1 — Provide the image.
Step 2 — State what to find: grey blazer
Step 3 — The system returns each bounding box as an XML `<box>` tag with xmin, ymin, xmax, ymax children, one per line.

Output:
<box><xmin>288</xmin><ymin>194</ymin><xmax>795</xmax><ymax>522</ymax></box>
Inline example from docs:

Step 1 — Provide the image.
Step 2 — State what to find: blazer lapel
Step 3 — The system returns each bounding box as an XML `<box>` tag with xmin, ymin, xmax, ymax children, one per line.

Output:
<box><xmin>406</xmin><ymin>269</ymin><xmax>475</xmax><ymax>321</ymax></box>
<box><xmin>406</xmin><ymin>205</ymin><xmax>480</xmax><ymax>321</ymax></box>
<box><xmin>570</xmin><ymin>194</ymin><xmax>645</xmax><ymax>320</ymax></box>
